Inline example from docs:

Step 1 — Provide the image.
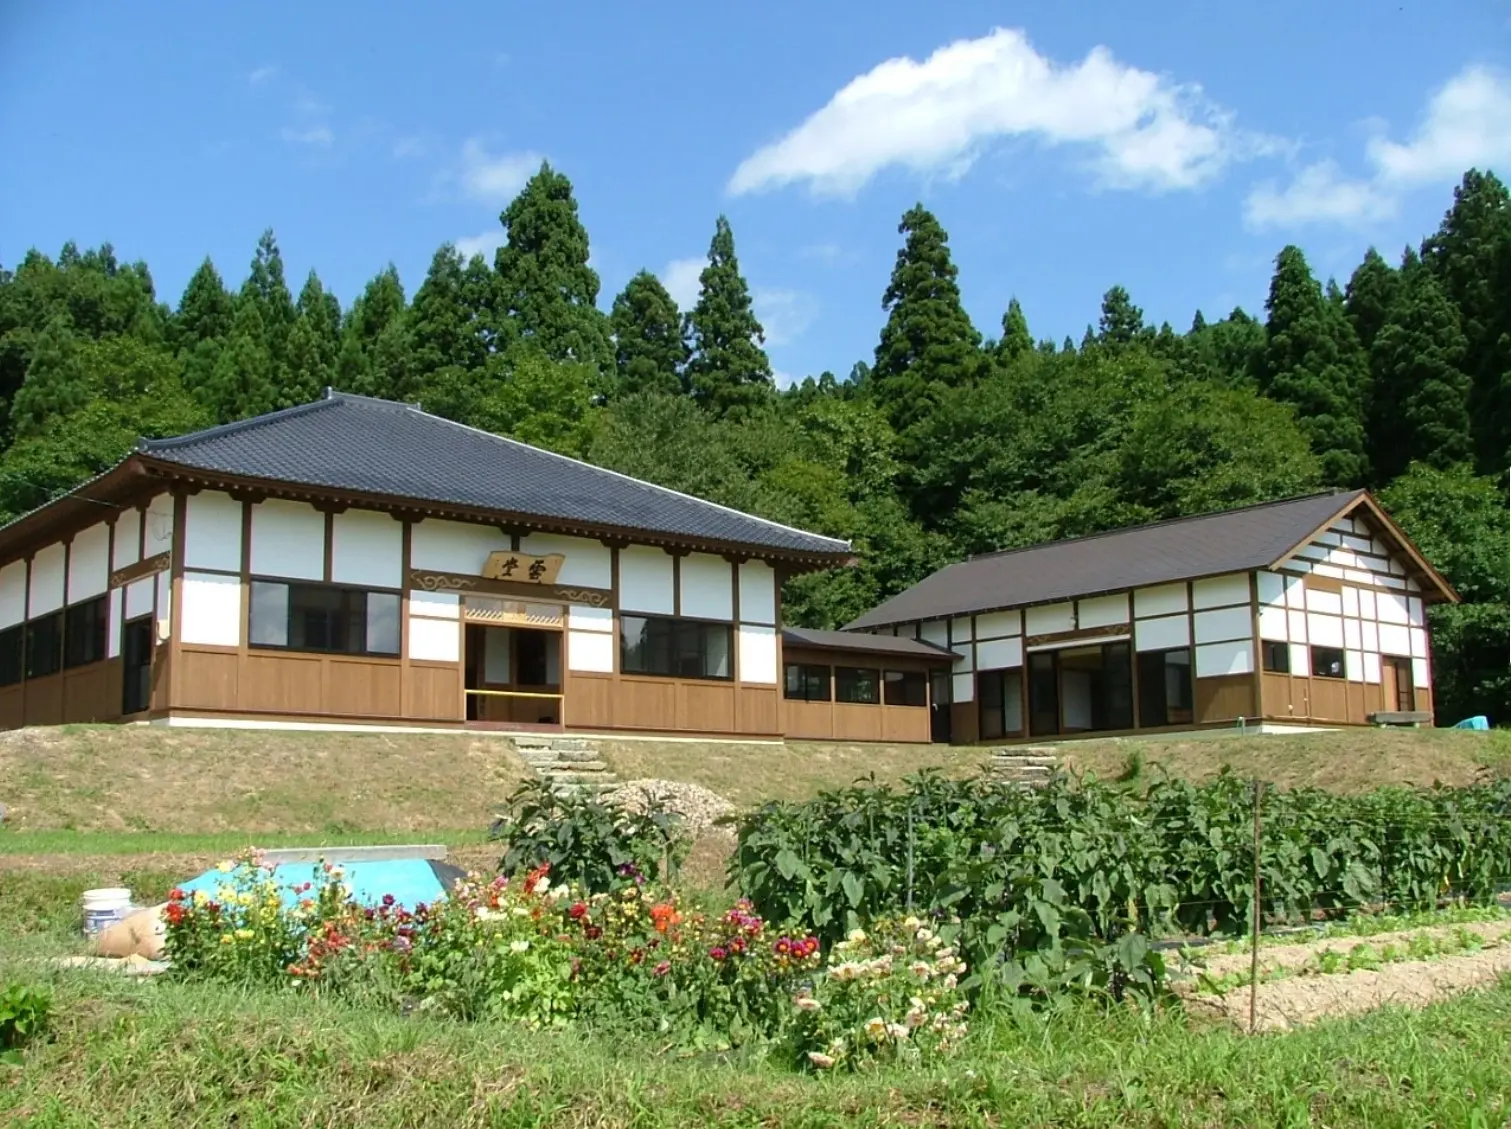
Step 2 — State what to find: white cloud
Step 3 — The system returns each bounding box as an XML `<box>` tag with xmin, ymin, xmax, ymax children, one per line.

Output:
<box><xmin>660</xmin><ymin>257</ymin><xmax>705</xmax><ymax>311</ymax></box>
<box><xmin>248</xmin><ymin>64</ymin><xmax>278</xmax><ymax>86</ymax></box>
<box><xmin>1244</xmin><ymin>65</ymin><xmax>1511</xmax><ymax>231</ymax></box>
<box><xmin>1243</xmin><ymin>161</ymin><xmax>1398</xmax><ymax>230</ymax></box>
<box><xmin>728</xmin><ymin>27</ymin><xmax>1251</xmax><ymax>197</ymax></box>
<box><xmin>455</xmin><ymin>230</ymin><xmax>506</xmax><ymax>260</ymax></box>
<box><xmin>1366</xmin><ymin>65</ymin><xmax>1511</xmax><ymax>185</ymax></box>
<box><xmin>458</xmin><ymin>139</ymin><xmax>544</xmax><ymax>202</ymax></box>
<box><xmin>281</xmin><ymin>124</ymin><xmax>334</xmax><ymax>147</ymax></box>
<box><xmin>772</xmin><ymin>370</ymin><xmax>800</xmax><ymax>390</ymax></box>
<box><xmin>753</xmin><ymin>289</ymin><xmax>818</xmax><ymax>346</ymax></box>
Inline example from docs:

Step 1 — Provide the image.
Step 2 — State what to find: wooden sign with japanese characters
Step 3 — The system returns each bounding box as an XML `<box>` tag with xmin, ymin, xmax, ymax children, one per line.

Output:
<box><xmin>480</xmin><ymin>551</ymin><xmax>565</xmax><ymax>585</ymax></box>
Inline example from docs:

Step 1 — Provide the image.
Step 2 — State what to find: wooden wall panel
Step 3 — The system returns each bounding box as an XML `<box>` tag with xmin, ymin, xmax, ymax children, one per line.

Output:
<box><xmin>784</xmin><ymin>699</ymin><xmax>834</xmax><ymax>740</ymax></box>
<box><xmin>62</xmin><ymin>660</ymin><xmax>122</xmax><ymax>723</ymax></box>
<box><xmin>326</xmin><ymin>659</ymin><xmax>402</xmax><ymax>718</ymax></box>
<box><xmin>617</xmin><ymin>677</ymin><xmax>677</xmax><ymax>729</ymax></box>
<box><xmin>24</xmin><ymin>674</ymin><xmax>64</xmax><ymax>726</ymax></box>
<box><xmin>176</xmin><ymin>649</ymin><xmax>239</xmax><ymax>711</ymax></box>
<box><xmin>151</xmin><ymin>648</ymin><xmax>171</xmax><ymax>713</ymax></box>
<box><xmin>564</xmin><ymin>673</ymin><xmax>613</xmax><ymax>728</ymax></box>
<box><xmin>882</xmin><ymin>706</ymin><xmax>930</xmax><ymax>743</ymax></box>
<box><xmin>240</xmin><ymin>653</ymin><xmax>323</xmax><ymax>714</ymax></box>
<box><xmin>1261</xmin><ymin>673</ymin><xmax>1303</xmax><ymax>720</ymax></box>
<box><xmin>406</xmin><ymin>663</ymin><xmax>461</xmax><ymax>721</ymax></box>
<box><xmin>833</xmin><ymin>702</ymin><xmax>884</xmax><ymax>742</ymax></box>
<box><xmin>0</xmin><ymin>686</ymin><xmax>22</xmax><ymax>730</ymax></box>
<box><xmin>1414</xmin><ymin>687</ymin><xmax>1433</xmax><ymax>718</ymax></box>
<box><xmin>681</xmin><ymin>682</ymin><xmax>736</xmax><ymax>733</ymax></box>
<box><xmin>951</xmin><ymin>702</ymin><xmax>980</xmax><ymax>745</ymax></box>
<box><xmin>739</xmin><ymin>687</ymin><xmax>780</xmax><ymax>735</ymax></box>
<box><xmin>1310</xmin><ymin>678</ymin><xmax>1350</xmax><ymax>722</ymax></box>
<box><xmin>1194</xmin><ymin>674</ymin><xmax>1255</xmax><ymax>722</ymax></box>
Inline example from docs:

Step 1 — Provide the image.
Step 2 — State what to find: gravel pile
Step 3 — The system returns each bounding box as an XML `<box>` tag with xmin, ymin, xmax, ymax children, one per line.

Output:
<box><xmin>605</xmin><ymin>779</ymin><xmax>736</xmax><ymax>837</ymax></box>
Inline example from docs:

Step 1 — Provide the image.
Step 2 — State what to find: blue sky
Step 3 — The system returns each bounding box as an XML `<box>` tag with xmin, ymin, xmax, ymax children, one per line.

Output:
<box><xmin>4</xmin><ymin>1</ymin><xmax>1510</xmax><ymax>385</ymax></box>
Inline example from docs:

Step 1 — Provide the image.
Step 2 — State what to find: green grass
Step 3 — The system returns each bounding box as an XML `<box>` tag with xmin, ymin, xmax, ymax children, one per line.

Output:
<box><xmin>0</xmin><ymin>969</ymin><xmax>1508</xmax><ymax>1127</ymax></box>
<box><xmin>0</xmin><ymin>827</ymin><xmax>489</xmax><ymax>857</ymax></box>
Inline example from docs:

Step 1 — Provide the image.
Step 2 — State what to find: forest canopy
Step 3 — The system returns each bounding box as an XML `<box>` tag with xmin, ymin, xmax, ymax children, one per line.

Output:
<box><xmin>1</xmin><ymin>165</ymin><xmax>1507</xmax><ymax>722</ymax></box>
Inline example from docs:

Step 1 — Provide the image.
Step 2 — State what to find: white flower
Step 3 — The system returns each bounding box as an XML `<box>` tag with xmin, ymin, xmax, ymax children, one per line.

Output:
<box><xmin>936</xmin><ymin>947</ymin><xmax>955</xmax><ymax>960</ymax></box>
<box><xmin>806</xmin><ymin>1051</ymin><xmax>835</xmax><ymax>1069</ymax></box>
<box><xmin>329</xmin><ymin>867</ymin><xmax>345</xmax><ymax>880</ymax></box>
<box><xmin>943</xmin><ymin>973</ymin><xmax>958</xmax><ymax>991</ymax></box>
<box><xmin>511</xmin><ymin>906</ymin><xmax>532</xmax><ymax>918</ymax></box>
<box><xmin>831</xmin><ymin>962</ymin><xmax>861</xmax><ymax>982</ymax></box>
<box><xmin>908</xmin><ymin>961</ymin><xmax>931</xmax><ymax>978</ymax></box>
<box><xmin>902</xmin><ymin>915</ymin><xmax>922</xmax><ymax>929</ymax></box>
<box><xmin>847</xmin><ymin>928</ymin><xmax>867</xmax><ymax>944</ymax></box>
<box><xmin>916</xmin><ymin>928</ymin><xmax>933</xmax><ymax>943</ymax></box>
<box><xmin>549</xmin><ymin>884</ymin><xmax>569</xmax><ymax>900</ymax></box>
<box><xmin>533</xmin><ymin>878</ymin><xmax>550</xmax><ymax>895</ymax></box>
<box><xmin>794</xmin><ymin>996</ymin><xmax>822</xmax><ymax>1012</ymax></box>
<box><xmin>510</xmin><ymin>939</ymin><xmax>531</xmax><ymax>953</ymax></box>
<box><xmin>886</xmin><ymin>1023</ymin><xmax>911</xmax><ymax>1040</ymax></box>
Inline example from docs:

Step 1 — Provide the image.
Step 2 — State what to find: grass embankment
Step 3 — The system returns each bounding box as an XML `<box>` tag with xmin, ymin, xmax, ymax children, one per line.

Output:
<box><xmin>1064</xmin><ymin>726</ymin><xmax>1511</xmax><ymax>792</ymax></box>
<box><xmin>0</xmin><ymin>968</ymin><xmax>1508</xmax><ymax>1128</ymax></box>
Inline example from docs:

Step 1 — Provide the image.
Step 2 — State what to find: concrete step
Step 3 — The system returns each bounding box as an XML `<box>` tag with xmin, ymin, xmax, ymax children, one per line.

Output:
<box><xmin>539</xmin><ymin>759</ymin><xmax>611</xmax><ymax>773</ymax></box>
<box><xmin>542</xmin><ymin>769</ymin><xmax>617</xmax><ymax>784</ymax></box>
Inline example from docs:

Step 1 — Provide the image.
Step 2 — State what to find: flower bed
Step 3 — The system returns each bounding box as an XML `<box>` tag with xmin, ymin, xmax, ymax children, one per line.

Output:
<box><xmin>163</xmin><ymin>854</ymin><xmax>970</xmax><ymax>1070</ymax></box>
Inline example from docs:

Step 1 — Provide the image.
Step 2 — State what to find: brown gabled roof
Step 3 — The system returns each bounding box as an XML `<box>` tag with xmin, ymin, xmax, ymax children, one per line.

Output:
<box><xmin>845</xmin><ymin>490</ymin><xmax>1457</xmax><ymax>630</ymax></box>
<box><xmin>782</xmin><ymin>627</ymin><xmax>957</xmax><ymax>663</ymax></box>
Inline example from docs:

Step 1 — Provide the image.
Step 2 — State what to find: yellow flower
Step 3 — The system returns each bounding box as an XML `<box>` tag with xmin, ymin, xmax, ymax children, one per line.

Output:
<box><xmin>217</xmin><ymin>861</ymin><xmax>234</xmax><ymax>874</ymax></box>
<box><xmin>234</xmin><ymin>928</ymin><xmax>254</xmax><ymax>941</ymax></box>
<box><xmin>219</xmin><ymin>935</ymin><xmax>234</xmax><ymax>945</ymax></box>
<box><xmin>192</xmin><ymin>890</ymin><xmax>210</xmax><ymax>907</ymax></box>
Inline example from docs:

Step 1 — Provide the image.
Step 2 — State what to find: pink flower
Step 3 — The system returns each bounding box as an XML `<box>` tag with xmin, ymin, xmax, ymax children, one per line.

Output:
<box><xmin>709</xmin><ymin>946</ymin><xmax>727</xmax><ymax>962</ymax></box>
<box><xmin>654</xmin><ymin>960</ymin><xmax>671</xmax><ymax>977</ymax></box>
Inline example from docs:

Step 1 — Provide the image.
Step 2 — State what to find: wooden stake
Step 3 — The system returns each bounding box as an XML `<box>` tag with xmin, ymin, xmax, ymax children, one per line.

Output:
<box><xmin>1250</xmin><ymin>778</ymin><xmax>1263</xmax><ymax>1036</ymax></box>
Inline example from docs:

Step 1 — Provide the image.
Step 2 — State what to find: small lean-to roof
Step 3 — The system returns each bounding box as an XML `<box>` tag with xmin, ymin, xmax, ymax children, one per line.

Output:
<box><xmin>133</xmin><ymin>392</ymin><xmax>852</xmax><ymax>562</ymax></box>
<box><xmin>782</xmin><ymin>626</ymin><xmax>957</xmax><ymax>663</ymax></box>
<box><xmin>845</xmin><ymin>489</ymin><xmax>1457</xmax><ymax>630</ymax></box>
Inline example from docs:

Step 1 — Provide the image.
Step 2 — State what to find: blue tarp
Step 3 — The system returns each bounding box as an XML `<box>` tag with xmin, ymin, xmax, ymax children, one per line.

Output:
<box><xmin>176</xmin><ymin>859</ymin><xmax>459</xmax><ymax>911</ymax></box>
<box><xmin>1453</xmin><ymin>715</ymin><xmax>1490</xmax><ymax>730</ymax></box>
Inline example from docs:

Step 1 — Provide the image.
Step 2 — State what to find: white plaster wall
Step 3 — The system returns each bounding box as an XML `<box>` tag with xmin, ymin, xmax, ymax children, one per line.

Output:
<box><xmin>0</xmin><ymin>560</ymin><xmax>26</xmax><ymax>628</ymax></box>
<box><xmin>567</xmin><ymin>605</ymin><xmax>613</xmax><ymax>633</ymax></box>
<box><xmin>1258</xmin><ymin>604</ymin><xmax>1288</xmax><ymax>642</ymax></box>
<box><xmin>919</xmin><ymin>619</ymin><xmax>948</xmax><ymax>648</ymax></box>
<box><xmin>950</xmin><ymin>616</ymin><xmax>973</xmax><ymax>644</ymax></box>
<box><xmin>679</xmin><ymin>553</ymin><xmax>733</xmax><ymax>620</ymax></box>
<box><xmin>976</xmin><ymin>636</ymin><xmax>1023</xmax><ymax>670</ymax></box>
<box><xmin>1307</xmin><ymin>613</ymin><xmax>1344</xmax><ymax>648</ymax></box>
<box><xmin>1194</xmin><ymin>606</ymin><xmax>1252</xmax><ymax>644</ymax></box>
<box><xmin>1195</xmin><ymin>640</ymin><xmax>1253</xmax><ymax>678</ymax></box>
<box><xmin>1256</xmin><ymin>570</ymin><xmax>1285</xmax><ymax>607</ymax></box>
<box><xmin>1412</xmin><ymin>657</ymin><xmax>1429</xmax><ymax>688</ymax></box>
<box><xmin>1025</xmin><ymin>602</ymin><xmax>1074</xmax><ymax>635</ymax></box>
<box><xmin>1363</xmin><ymin>652</ymin><xmax>1381</xmax><ymax>683</ymax></box>
<box><xmin>143</xmin><ymin>496</ymin><xmax>175</xmax><ymax>557</ymax></box>
<box><xmin>567</xmin><ymin>630</ymin><xmax>614</xmax><ymax>673</ymax></box>
<box><xmin>737</xmin><ymin>624</ymin><xmax>777</xmax><ymax>684</ymax></box>
<box><xmin>1346</xmin><ymin>650</ymin><xmax>1364</xmax><ymax>682</ymax></box>
<box><xmin>126</xmin><ymin>577</ymin><xmax>154</xmax><ymax>620</ymax></box>
<box><xmin>1134</xmin><ymin>583</ymin><xmax>1188</xmax><ymax>618</ymax></box>
<box><xmin>520</xmin><ymin>532</ymin><xmax>612</xmax><ymax>589</ymax></box>
<box><xmin>67</xmin><ymin>523</ymin><xmax>110</xmax><ymax>602</ymax></box>
<box><xmin>1306</xmin><ymin>587</ymin><xmax>1343</xmax><ymax>616</ymax></box>
<box><xmin>737</xmin><ymin>561</ymin><xmax>776</xmax><ymax>625</ymax></box>
<box><xmin>156</xmin><ymin>571</ymin><xmax>172</xmax><ymax>634</ymax></box>
<box><xmin>1344</xmin><ymin>619</ymin><xmax>1362</xmax><ymax>650</ymax></box>
<box><xmin>1284</xmin><ymin>575</ymin><xmax>1307</xmax><ymax>609</ymax></box>
<box><xmin>409</xmin><ymin>617</ymin><xmax>460</xmax><ymax>662</ymax></box>
<box><xmin>184</xmin><ymin>492</ymin><xmax>243</xmax><ymax>573</ymax></box>
<box><xmin>952</xmin><ymin>672</ymin><xmax>975</xmax><ymax>703</ymax></box>
<box><xmin>1409</xmin><ymin>627</ymin><xmax>1428</xmax><ymax>658</ymax></box>
<box><xmin>974</xmin><ymin>610</ymin><xmax>1020</xmax><ymax>639</ymax></box>
<box><xmin>1362</xmin><ymin>621</ymin><xmax>1379</xmax><ymax>652</ymax></box>
<box><xmin>619</xmin><ymin>546</ymin><xmax>674</xmax><ymax>615</ymax></box>
<box><xmin>250</xmin><ymin>499</ymin><xmax>325</xmax><ymax>581</ymax></box>
<box><xmin>180</xmin><ymin>572</ymin><xmax>242</xmax><ymax>646</ymax></box>
<box><xmin>410</xmin><ymin>518</ymin><xmax>506</xmax><ymax>574</ymax></box>
<box><xmin>1135</xmin><ymin>613</ymin><xmax>1189</xmax><ymax>652</ymax></box>
<box><xmin>1289</xmin><ymin>643</ymin><xmax>1311</xmax><ymax>676</ymax></box>
<box><xmin>113</xmin><ymin>509</ymin><xmax>141</xmax><ymax>570</ymax></box>
<box><xmin>107</xmin><ymin>588</ymin><xmax>123</xmax><ymax>658</ymax></box>
<box><xmin>331</xmin><ymin>509</ymin><xmax>403</xmax><ymax>590</ymax></box>
<box><xmin>1193</xmin><ymin>573</ymin><xmax>1249</xmax><ymax>609</ymax></box>
<box><xmin>29</xmin><ymin>543</ymin><xmax>65</xmax><ymax>616</ymax></box>
<box><xmin>409</xmin><ymin>590</ymin><xmax>460</xmax><ymax>619</ymax></box>
<box><xmin>1287</xmin><ymin>609</ymin><xmax>1308</xmax><ymax>643</ymax></box>
<box><xmin>1377</xmin><ymin>592</ymin><xmax>1409</xmax><ymax>624</ymax></box>
<box><xmin>1378</xmin><ymin>622</ymin><xmax>1411</xmax><ymax>656</ymax></box>
<box><xmin>1342</xmin><ymin>587</ymin><xmax>1359</xmax><ymax>617</ymax></box>
<box><xmin>1078</xmin><ymin>593</ymin><xmax>1129</xmax><ymax>629</ymax></box>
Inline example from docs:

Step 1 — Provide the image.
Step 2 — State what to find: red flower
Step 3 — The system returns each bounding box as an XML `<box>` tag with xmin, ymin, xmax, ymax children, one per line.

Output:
<box><xmin>629</xmin><ymin>948</ymin><xmax>645</xmax><ymax>965</ymax></box>
<box><xmin>168</xmin><ymin>888</ymin><xmax>186</xmax><ymax>903</ymax></box>
<box><xmin>164</xmin><ymin>903</ymin><xmax>185</xmax><ymax>926</ymax></box>
<box><xmin>568</xmin><ymin>902</ymin><xmax>588</xmax><ymax>920</ymax></box>
<box><xmin>585</xmin><ymin>926</ymin><xmax>602</xmax><ymax>940</ymax></box>
<box><xmin>381</xmin><ymin>894</ymin><xmax>396</xmax><ymax>908</ymax></box>
<box><xmin>654</xmin><ymin>960</ymin><xmax>671</xmax><ymax>977</ymax></box>
<box><xmin>775</xmin><ymin>938</ymin><xmax>791</xmax><ymax>956</ymax></box>
<box><xmin>709</xmin><ymin>946</ymin><xmax>727</xmax><ymax>961</ymax></box>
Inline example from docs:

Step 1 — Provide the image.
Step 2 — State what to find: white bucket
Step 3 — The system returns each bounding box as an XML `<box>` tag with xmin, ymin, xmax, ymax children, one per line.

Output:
<box><xmin>82</xmin><ymin>887</ymin><xmax>132</xmax><ymax>937</ymax></box>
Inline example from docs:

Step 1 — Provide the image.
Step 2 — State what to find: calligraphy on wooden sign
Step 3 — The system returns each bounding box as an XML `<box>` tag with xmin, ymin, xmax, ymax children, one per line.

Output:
<box><xmin>109</xmin><ymin>551</ymin><xmax>171</xmax><ymax>590</ymax></box>
<box><xmin>481</xmin><ymin>551</ymin><xmax>565</xmax><ymax>585</ymax></box>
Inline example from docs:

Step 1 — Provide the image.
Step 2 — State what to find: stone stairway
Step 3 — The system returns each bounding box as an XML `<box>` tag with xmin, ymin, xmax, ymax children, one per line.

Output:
<box><xmin>509</xmin><ymin>735</ymin><xmax>620</xmax><ymax>796</ymax></box>
<box><xmin>987</xmin><ymin>746</ymin><xmax>1061</xmax><ymax>789</ymax></box>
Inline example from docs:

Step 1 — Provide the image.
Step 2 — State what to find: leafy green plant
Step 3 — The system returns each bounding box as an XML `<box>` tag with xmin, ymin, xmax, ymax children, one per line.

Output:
<box><xmin>0</xmin><ymin>982</ymin><xmax>52</xmax><ymax>1065</ymax></box>
<box><xmin>490</xmin><ymin>778</ymin><xmax>688</xmax><ymax>894</ymax></box>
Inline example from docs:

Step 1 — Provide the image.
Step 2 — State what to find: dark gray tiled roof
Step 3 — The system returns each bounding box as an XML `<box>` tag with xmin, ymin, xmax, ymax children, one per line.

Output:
<box><xmin>846</xmin><ymin>490</ymin><xmax>1370</xmax><ymax>629</ymax></box>
<box><xmin>782</xmin><ymin>626</ymin><xmax>957</xmax><ymax>662</ymax></box>
<box><xmin>139</xmin><ymin>393</ymin><xmax>851</xmax><ymax>559</ymax></box>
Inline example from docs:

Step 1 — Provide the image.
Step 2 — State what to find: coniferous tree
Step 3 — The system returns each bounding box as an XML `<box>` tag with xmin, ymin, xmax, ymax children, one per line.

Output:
<box><xmin>11</xmin><ymin>314</ymin><xmax>87</xmax><ymax>435</ymax></box>
<box><xmin>871</xmin><ymin>205</ymin><xmax>981</xmax><ymax>434</ymax></box>
<box><xmin>610</xmin><ymin>270</ymin><xmax>688</xmax><ymax>397</ymax></box>
<box><xmin>339</xmin><ymin>266</ymin><xmax>409</xmax><ymax>399</ymax></box>
<box><xmin>1096</xmin><ymin>285</ymin><xmax>1146</xmax><ymax>348</ymax></box>
<box><xmin>173</xmin><ymin>258</ymin><xmax>235</xmax><ymax>352</ymax></box>
<box><xmin>1261</xmin><ymin>245</ymin><xmax>1370</xmax><ymax>486</ymax></box>
<box><xmin>284</xmin><ymin>271</ymin><xmax>341</xmax><ymax>404</ymax></box>
<box><xmin>491</xmin><ymin>163</ymin><xmax>611</xmax><ymax>375</ymax></box>
<box><xmin>239</xmin><ymin>230</ymin><xmax>296</xmax><ymax>372</ymax></box>
<box><xmin>203</xmin><ymin>298</ymin><xmax>277</xmax><ymax>422</ymax></box>
<box><xmin>995</xmin><ymin>297</ymin><xmax>1032</xmax><ymax>363</ymax></box>
<box><xmin>1344</xmin><ymin>248</ymin><xmax>1399</xmax><ymax>354</ymax></box>
<box><xmin>1369</xmin><ymin>257</ymin><xmax>1472</xmax><ymax>481</ymax></box>
<box><xmin>1421</xmin><ymin>169</ymin><xmax>1511</xmax><ymax>468</ymax></box>
<box><xmin>685</xmin><ymin>215</ymin><xmax>773</xmax><ymax>417</ymax></box>
<box><xmin>410</xmin><ymin>245</ymin><xmax>487</xmax><ymax>396</ymax></box>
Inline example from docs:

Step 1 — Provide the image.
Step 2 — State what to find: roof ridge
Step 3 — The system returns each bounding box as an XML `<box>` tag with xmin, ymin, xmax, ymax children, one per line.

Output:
<box><xmin>964</xmin><ymin>489</ymin><xmax>1364</xmax><ymax>563</ymax></box>
<box><xmin>412</xmin><ymin>405</ymin><xmax>854</xmax><ymax>553</ymax></box>
<box><xmin>140</xmin><ymin>396</ymin><xmax>339</xmax><ymax>453</ymax></box>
